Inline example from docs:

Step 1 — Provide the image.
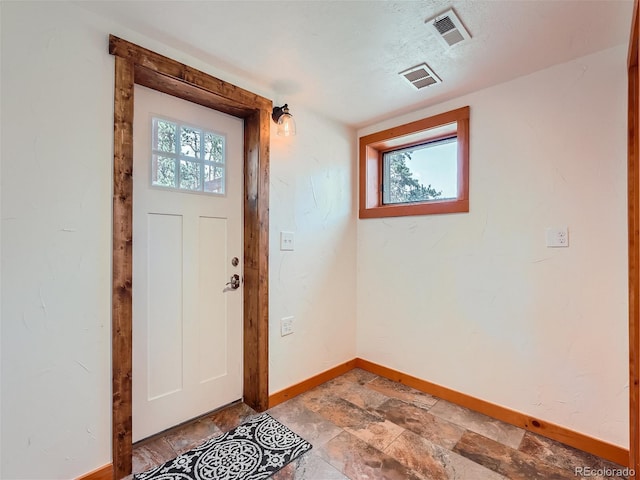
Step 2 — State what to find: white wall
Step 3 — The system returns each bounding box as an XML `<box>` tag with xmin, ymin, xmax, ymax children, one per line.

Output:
<box><xmin>357</xmin><ymin>45</ymin><xmax>629</xmax><ymax>447</ymax></box>
<box><xmin>0</xmin><ymin>0</ymin><xmax>630</xmax><ymax>477</ymax></box>
<box><xmin>0</xmin><ymin>2</ymin><xmax>356</xmax><ymax>478</ymax></box>
<box><xmin>1</xmin><ymin>3</ymin><xmax>114</xmax><ymax>478</ymax></box>
<box><xmin>269</xmin><ymin>112</ymin><xmax>357</xmax><ymax>393</ymax></box>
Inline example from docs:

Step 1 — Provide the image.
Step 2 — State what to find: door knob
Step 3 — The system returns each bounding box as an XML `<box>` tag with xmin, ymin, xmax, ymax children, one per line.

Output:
<box><xmin>226</xmin><ymin>274</ymin><xmax>240</xmax><ymax>290</ymax></box>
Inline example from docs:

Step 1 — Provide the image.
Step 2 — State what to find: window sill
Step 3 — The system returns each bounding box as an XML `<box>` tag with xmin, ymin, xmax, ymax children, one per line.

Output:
<box><xmin>359</xmin><ymin>198</ymin><xmax>469</xmax><ymax>219</ymax></box>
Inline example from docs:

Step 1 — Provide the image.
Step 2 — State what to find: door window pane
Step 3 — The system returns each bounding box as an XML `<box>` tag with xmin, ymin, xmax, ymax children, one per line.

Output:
<box><xmin>153</xmin><ymin>119</ymin><xmax>177</xmax><ymax>153</ymax></box>
<box><xmin>204</xmin><ymin>132</ymin><xmax>224</xmax><ymax>163</ymax></box>
<box><xmin>180</xmin><ymin>160</ymin><xmax>202</xmax><ymax>190</ymax></box>
<box><xmin>151</xmin><ymin>117</ymin><xmax>226</xmax><ymax>195</ymax></box>
<box><xmin>152</xmin><ymin>155</ymin><xmax>177</xmax><ymax>188</ymax></box>
<box><xmin>180</xmin><ymin>127</ymin><xmax>201</xmax><ymax>158</ymax></box>
<box><xmin>204</xmin><ymin>165</ymin><xmax>225</xmax><ymax>194</ymax></box>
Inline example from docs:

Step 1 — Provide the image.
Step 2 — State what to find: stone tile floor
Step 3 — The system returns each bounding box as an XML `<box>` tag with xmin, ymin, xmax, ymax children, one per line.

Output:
<box><xmin>128</xmin><ymin>368</ymin><xmax>629</xmax><ymax>479</ymax></box>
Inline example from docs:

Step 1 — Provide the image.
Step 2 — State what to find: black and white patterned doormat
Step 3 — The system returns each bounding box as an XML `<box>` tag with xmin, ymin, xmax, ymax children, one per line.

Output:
<box><xmin>134</xmin><ymin>413</ymin><xmax>312</xmax><ymax>480</ymax></box>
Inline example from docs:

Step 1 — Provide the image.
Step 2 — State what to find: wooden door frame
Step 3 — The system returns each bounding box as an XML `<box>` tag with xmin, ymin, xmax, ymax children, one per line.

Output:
<box><xmin>109</xmin><ymin>35</ymin><xmax>270</xmax><ymax>479</ymax></box>
<box><xmin>631</xmin><ymin>0</ymin><xmax>640</xmax><ymax>476</ymax></box>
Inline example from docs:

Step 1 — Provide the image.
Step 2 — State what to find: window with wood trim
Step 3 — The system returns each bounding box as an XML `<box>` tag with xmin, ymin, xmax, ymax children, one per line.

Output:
<box><xmin>359</xmin><ymin>106</ymin><xmax>469</xmax><ymax>218</ymax></box>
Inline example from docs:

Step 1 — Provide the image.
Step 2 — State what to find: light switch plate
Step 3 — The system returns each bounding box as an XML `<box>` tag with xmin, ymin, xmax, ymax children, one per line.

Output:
<box><xmin>281</xmin><ymin>316</ymin><xmax>294</xmax><ymax>336</ymax></box>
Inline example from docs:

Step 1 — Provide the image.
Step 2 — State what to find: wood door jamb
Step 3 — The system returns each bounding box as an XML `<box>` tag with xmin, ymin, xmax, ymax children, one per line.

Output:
<box><xmin>109</xmin><ymin>35</ymin><xmax>270</xmax><ymax>480</ymax></box>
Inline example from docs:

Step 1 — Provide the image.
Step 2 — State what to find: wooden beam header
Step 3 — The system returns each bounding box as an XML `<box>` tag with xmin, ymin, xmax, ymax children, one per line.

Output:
<box><xmin>109</xmin><ymin>35</ymin><xmax>272</xmax><ymax>114</ymax></box>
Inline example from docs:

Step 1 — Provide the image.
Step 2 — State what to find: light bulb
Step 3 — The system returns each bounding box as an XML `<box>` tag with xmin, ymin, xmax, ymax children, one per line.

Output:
<box><xmin>277</xmin><ymin>113</ymin><xmax>296</xmax><ymax>137</ymax></box>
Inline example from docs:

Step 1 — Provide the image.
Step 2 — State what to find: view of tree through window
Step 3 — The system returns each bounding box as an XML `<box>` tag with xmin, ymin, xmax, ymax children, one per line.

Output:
<box><xmin>152</xmin><ymin>118</ymin><xmax>225</xmax><ymax>194</ymax></box>
<box><xmin>382</xmin><ymin>137</ymin><xmax>457</xmax><ymax>205</ymax></box>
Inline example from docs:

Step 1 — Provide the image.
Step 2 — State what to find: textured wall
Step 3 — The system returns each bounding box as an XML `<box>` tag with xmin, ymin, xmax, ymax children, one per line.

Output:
<box><xmin>0</xmin><ymin>2</ymin><xmax>630</xmax><ymax>478</ymax></box>
<box><xmin>0</xmin><ymin>2</ymin><xmax>356</xmax><ymax>478</ymax></box>
<box><xmin>357</xmin><ymin>45</ymin><xmax>629</xmax><ymax>447</ymax></box>
<box><xmin>1</xmin><ymin>3</ymin><xmax>115</xmax><ymax>478</ymax></box>
<box><xmin>269</xmin><ymin>110</ymin><xmax>357</xmax><ymax>393</ymax></box>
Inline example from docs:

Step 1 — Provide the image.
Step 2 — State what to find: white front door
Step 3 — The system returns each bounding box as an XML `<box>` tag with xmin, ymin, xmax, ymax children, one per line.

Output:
<box><xmin>132</xmin><ymin>85</ymin><xmax>243</xmax><ymax>442</ymax></box>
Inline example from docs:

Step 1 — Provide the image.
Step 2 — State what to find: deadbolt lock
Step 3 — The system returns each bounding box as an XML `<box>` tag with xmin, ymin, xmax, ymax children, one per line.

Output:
<box><xmin>226</xmin><ymin>274</ymin><xmax>241</xmax><ymax>290</ymax></box>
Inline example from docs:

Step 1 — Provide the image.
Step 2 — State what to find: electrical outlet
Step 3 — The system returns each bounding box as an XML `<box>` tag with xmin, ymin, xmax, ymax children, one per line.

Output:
<box><xmin>281</xmin><ymin>316</ymin><xmax>294</xmax><ymax>336</ymax></box>
<box><xmin>280</xmin><ymin>231</ymin><xmax>295</xmax><ymax>251</ymax></box>
<box><xmin>546</xmin><ymin>227</ymin><xmax>569</xmax><ymax>248</ymax></box>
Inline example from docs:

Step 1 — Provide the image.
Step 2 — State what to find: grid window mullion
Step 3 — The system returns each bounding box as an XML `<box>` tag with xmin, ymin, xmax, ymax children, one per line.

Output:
<box><xmin>199</xmin><ymin>129</ymin><xmax>205</xmax><ymax>192</ymax></box>
<box><xmin>175</xmin><ymin>124</ymin><xmax>182</xmax><ymax>188</ymax></box>
<box><xmin>151</xmin><ymin>116</ymin><xmax>226</xmax><ymax>195</ymax></box>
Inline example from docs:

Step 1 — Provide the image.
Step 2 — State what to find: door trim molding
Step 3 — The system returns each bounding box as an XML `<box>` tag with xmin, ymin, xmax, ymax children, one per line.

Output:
<box><xmin>109</xmin><ymin>35</ymin><xmax>270</xmax><ymax>479</ymax></box>
<box><xmin>629</xmin><ymin>0</ymin><xmax>640</xmax><ymax>475</ymax></box>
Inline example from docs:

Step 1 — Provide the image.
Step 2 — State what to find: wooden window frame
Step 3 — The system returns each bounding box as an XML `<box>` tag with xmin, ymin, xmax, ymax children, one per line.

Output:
<box><xmin>359</xmin><ymin>106</ymin><xmax>469</xmax><ymax>219</ymax></box>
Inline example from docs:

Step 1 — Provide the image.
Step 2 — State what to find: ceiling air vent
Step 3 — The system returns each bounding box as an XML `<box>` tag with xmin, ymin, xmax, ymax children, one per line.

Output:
<box><xmin>399</xmin><ymin>63</ymin><xmax>441</xmax><ymax>90</ymax></box>
<box><xmin>425</xmin><ymin>8</ymin><xmax>471</xmax><ymax>48</ymax></box>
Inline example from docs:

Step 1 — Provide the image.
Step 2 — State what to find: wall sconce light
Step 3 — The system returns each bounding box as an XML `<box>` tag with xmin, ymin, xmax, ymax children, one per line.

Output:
<box><xmin>272</xmin><ymin>104</ymin><xmax>296</xmax><ymax>137</ymax></box>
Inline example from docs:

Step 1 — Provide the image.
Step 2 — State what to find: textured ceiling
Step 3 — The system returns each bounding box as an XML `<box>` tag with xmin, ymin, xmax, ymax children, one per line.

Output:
<box><xmin>81</xmin><ymin>0</ymin><xmax>634</xmax><ymax>128</ymax></box>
